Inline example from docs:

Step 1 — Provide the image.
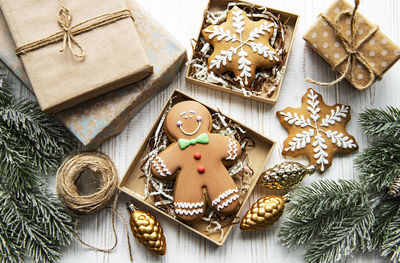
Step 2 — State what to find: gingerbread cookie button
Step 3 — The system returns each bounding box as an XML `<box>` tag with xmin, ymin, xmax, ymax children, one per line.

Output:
<box><xmin>276</xmin><ymin>88</ymin><xmax>358</xmax><ymax>173</ymax></box>
<box><xmin>193</xmin><ymin>152</ymin><xmax>201</xmax><ymax>160</ymax></box>
<box><xmin>151</xmin><ymin>101</ymin><xmax>242</xmax><ymax>222</ymax></box>
<box><xmin>201</xmin><ymin>6</ymin><xmax>279</xmax><ymax>88</ymax></box>
<box><xmin>197</xmin><ymin>165</ymin><xmax>206</xmax><ymax>174</ymax></box>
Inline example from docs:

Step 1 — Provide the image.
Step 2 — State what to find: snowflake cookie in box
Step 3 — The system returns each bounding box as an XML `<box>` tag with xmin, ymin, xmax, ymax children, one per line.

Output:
<box><xmin>277</xmin><ymin>88</ymin><xmax>358</xmax><ymax>173</ymax></box>
<box><xmin>202</xmin><ymin>5</ymin><xmax>279</xmax><ymax>88</ymax></box>
<box><xmin>187</xmin><ymin>1</ymin><xmax>298</xmax><ymax>105</ymax></box>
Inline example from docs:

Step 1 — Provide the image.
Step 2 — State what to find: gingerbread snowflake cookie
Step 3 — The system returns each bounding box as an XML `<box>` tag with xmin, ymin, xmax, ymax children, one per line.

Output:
<box><xmin>202</xmin><ymin>6</ymin><xmax>279</xmax><ymax>88</ymax></box>
<box><xmin>151</xmin><ymin>101</ymin><xmax>242</xmax><ymax>222</ymax></box>
<box><xmin>277</xmin><ymin>88</ymin><xmax>358</xmax><ymax>173</ymax></box>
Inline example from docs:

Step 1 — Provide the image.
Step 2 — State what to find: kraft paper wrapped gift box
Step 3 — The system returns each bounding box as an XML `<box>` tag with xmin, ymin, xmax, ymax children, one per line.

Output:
<box><xmin>303</xmin><ymin>0</ymin><xmax>400</xmax><ymax>90</ymax></box>
<box><xmin>56</xmin><ymin>0</ymin><xmax>187</xmax><ymax>148</ymax></box>
<box><xmin>0</xmin><ymin>0</ymin><xmax>186</xmax><ymax>148</ymax></box>
<box><xmin>0</xmin><ymin>0</ymin><xmax>153</xmax><ymax>113</ymax></box>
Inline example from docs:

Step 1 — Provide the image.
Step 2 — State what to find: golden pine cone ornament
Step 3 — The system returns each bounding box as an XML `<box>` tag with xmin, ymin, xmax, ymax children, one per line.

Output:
<box><xmin>258</xmin><ymin>161</ymin><xmax>316</xmax><ymax>190</ymax></box>
<box><xmin>240</xmin><ymin>195</ymin><xmax>285</xmax><ymax>231</ymax></box>
<box><xmin>127</xmin><ymin>203</ymin><xmax>166</xmax><ymax>256</ymax></box>
<box><xmin>389</xmin><ymin>174</ymin><xmax>400</xmax><ymax>197</ymax></box>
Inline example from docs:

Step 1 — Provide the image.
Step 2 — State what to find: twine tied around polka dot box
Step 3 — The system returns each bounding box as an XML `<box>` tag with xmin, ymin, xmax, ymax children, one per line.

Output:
<box><xmin>303</xmin><ymin>0</ymin><xmax>400</xmax><ymax>91</ymax></box>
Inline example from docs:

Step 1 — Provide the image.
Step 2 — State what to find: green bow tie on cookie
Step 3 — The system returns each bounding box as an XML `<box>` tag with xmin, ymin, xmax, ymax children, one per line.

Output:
<box><xmin>178</xmin><ymin>133</ymin><xmax>209</xmax><ymax>150</ymax></box>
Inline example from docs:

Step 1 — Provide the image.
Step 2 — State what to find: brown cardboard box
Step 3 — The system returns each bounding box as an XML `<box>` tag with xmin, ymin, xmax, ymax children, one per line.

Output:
<box><xmin>186</xmin><ymin>0</ymin><xmax>299</xmax><ymax>105</ymax></box>
<box><xmin>0</xmin><ymin>0</ymin><xmax>153</xmax><ymax>113</ymax></box>
<box><xmin>303</xmin><ymin>0</ymin><xmax>400</xmax><ymax>90</ymax></box>
<box><xmin>119</xmin><ymin>89</ymin><xmax>275</xmax><ymax>246</ymax></box>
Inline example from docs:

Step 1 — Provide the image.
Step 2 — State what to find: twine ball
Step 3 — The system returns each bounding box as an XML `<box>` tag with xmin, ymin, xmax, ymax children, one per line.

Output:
<box><xmin>56</xmin><ymin>152</ymin><xmax>119</xmax><ymax>215</ymax></box>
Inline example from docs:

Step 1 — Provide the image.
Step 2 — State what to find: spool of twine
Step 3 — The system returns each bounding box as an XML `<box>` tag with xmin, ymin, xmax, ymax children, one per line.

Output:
<box><xmin>56</xmin><ymin>152</ymin><xmax>132</xmax><ymax>261</ymax></box>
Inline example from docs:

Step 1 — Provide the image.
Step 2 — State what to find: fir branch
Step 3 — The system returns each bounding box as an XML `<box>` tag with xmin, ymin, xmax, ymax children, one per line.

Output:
<box><xmin>359</xmin><ymin>107</ymin><xmax>400</xmax><ymax>139</ymax></box>
<box><xmin>369</xmin><ymin>198</ymin><xmax>400</xmax><ymax>252</ymax></box>
<box><xmin>0</xmin><ymin>185</ymin><xmax>75</xmax><ymax>263</ymax></box>
<box><xmin>19</xmin><ymin>185</ymin><xmax>76</xmax><ymax>246</ymax></box>
<box><xmin>279</xmin><ymin>180</ymin><xmax>367</xmax><ymax>247</ymax></box>
<box><xmin>285</xmin><ymin>180</ymin><xmax>368</xmax><ymax>218</ymax></box>
<box><xmin>381</xmin><ymin>213</ymin><xmax>400</xmax><ymax>263</ymax></box>
<box><xmin>0</xmin><ymin>79</ymin><xmax>12</xmax><ymax>106</ymax></box>
<box><xmin>0</xmin><ymin>96</ymin><xmax>72</xmax><ymax>176</ymax></box>
<box><xmin>304</xmin><ymin>206</ymin><xmax>374</xmax><ymax>263</ymax></box>
<box><xmin>278</xmin><ymin>180</ymin><xmax>374</xmax><ymax>263</ymax></box>
<box><xmin>0</xmin><ymin>83</ymin><xmax>73</xmax><ymax>190</ymax></box>
<box><xmin>279</xmin><ymin>107</ymin><xmax>400</xmax><ymax>263</ymax></box>
<box><xmin>0</xmin><ymin>219</ymin><xmax>23</xmax><ymax>263</ymax></box>
<box><xmin>279</xmin><ymin>214</ymin><xmax>339</xmax><ymax>248</ymax></box>
<box><xmin>0</xmin><ymin>74</ymin><xmax>76</xmax><ymax>263</ymax></box>
<box><xmin>356</xmin><ymin>140</ymin><xmax>400</xmax><ymax>192</ymax></box>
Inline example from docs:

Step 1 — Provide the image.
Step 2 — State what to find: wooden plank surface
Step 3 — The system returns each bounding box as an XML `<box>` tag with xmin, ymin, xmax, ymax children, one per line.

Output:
<box><xmin>16</xmin><ymin>0</ymin><xmax>400</xmax><ymax>262</ymax></box>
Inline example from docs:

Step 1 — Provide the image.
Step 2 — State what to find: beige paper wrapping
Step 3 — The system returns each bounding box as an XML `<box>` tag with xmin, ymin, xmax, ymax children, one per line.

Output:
<box><xmin>304</xmin><ymin>0</ymin><xmax>400</xmax><ymax>90</ymax></box>
<box><xmin>0</xmin><ymin>0</ymin><xmax>153</xmax><ymax>113</ymax></box>
<box><xmin>56</xmin><ymin>0</ymin><xmax>186</xmax><ymax>148</ymax></box>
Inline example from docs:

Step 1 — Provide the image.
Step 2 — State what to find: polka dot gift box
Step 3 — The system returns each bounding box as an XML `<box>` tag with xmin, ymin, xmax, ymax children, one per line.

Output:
<box><xmin>304</xmin><ymin>0</ymin><xmax>400</xmax><ymax>91</ymax></box>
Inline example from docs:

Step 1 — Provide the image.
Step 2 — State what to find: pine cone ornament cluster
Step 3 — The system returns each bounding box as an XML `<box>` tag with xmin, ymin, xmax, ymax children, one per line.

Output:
<box><xmin>240</xmin><ymin>195</ymin><xmax>285</xmax><ymax>231</ymax></box>
<box><xmin>258</xmin><ymin>161</ymin><xmax>316</xmax><ymax>190</ymax></box>
<box><xmin>389</xmin><ymin>174</ymin><xmax>400</xmax><ymax>197</ymax></box>
<box><xmin>127</xmin><ymin>203</ymin><xmax>166</xmax><ymax>256</ymax></box>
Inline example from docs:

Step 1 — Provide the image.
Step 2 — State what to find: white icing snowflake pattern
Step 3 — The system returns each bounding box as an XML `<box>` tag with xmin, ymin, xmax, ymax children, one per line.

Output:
<box><xmin>278</xmin><ymin>89</ymin><xmax>358</xmax><ymax>172</ymax></box>
<box><xmin>203</xmin><ymin>6</ymin><xmax>279</xmax><ymax>86</ymax></box>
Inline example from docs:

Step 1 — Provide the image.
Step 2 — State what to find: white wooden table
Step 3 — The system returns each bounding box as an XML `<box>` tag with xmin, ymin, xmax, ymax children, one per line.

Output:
<box><xmin>53</xmin><ymin>0</ymin><xmax>400</xmax><ymax>262</ymax></box>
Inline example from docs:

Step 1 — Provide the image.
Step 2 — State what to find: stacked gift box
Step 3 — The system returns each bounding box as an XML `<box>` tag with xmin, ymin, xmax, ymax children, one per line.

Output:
<box><xmin>0</xmin><ymin>0</ymin><xmax>186</xmax><ymax>148</ymax></box>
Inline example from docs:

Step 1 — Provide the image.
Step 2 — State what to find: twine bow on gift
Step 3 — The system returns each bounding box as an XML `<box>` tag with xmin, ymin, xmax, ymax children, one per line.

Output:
<box><xmin>15</xmin><ymin>0</ymin><xmax>134</xmax><ymax>62</ymax></box>
<box><xmin>306</xmin><ymin>0</ymin><xmax>381</xmax><ymax>90</ymax></box>
<box><xmin>57</xmin><ymin>5</ymin><xmax>85</xmax><ymax>60</ymax></box>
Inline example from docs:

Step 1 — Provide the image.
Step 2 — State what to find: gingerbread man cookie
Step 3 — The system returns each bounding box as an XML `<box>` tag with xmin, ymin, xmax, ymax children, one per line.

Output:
<box><xmin>202</xmin><ymin>6</ymin><xmax>279</xmax><ymax>88</ymax></box>
<box><xmin>151</xmin><ymin>101</ymin><xmax>242</xmax><ymax>222</ymax></box>
<box><xmin>277</xmin><ymin>88</ymin><xmax>358</xmax><ymax>173</ymax></box>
